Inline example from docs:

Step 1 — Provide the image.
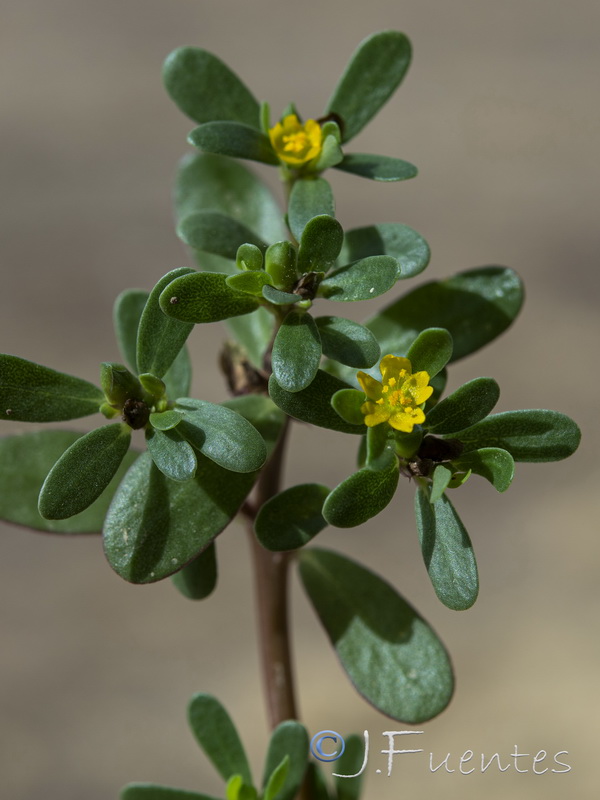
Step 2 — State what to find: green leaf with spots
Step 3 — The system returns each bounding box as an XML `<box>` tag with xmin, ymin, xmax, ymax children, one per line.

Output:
<box><xmin>145</xmin><ymin>427</ymin><xmax>197</xmax><ymax>482</ymax></box>
<box><xmin>269</xmin><ymin>371</ymin><xmax>366</xmax><ymax>434</ymax></box>
<box><xmin>415</xmin><ymin>489</ymin><xmax>479</xmax><ymax>611</ymax></box>
<box><xmin>288</xmin><ymin>178</ymin><xmax>335</xmax><ymax>242</ymax></box>
<box><xmin>188</xmin><ymin>693</ymin><xmax>252</xmax><ymax>784</ymax></box>
<box><xmin>178</xmin><ymin>212</ymin><xmax>267</xmax><ymax>260</ymax></box>
<box><xmin>326</xmin><ymin>31</ymin><xmax>412</xmax><ymax>142</ymax></box>
<box><xmin>315</xmin><ymin>316</ymin><xmax>379</xmax><ymax>368</ymax></box>
<box><xmin>38</xmin><ymin>424</ymin><xmax>131</xmax><ymax>519</ymax></box>
<box><xmin>262</xmin><ymin>721</ymin><xmax>308</xmax><ymax>800</ymax></box>
<box><xmin>176</xmin><ymin>398</ymin><xmax>267</xmax><ymax>473</ymax></box>
<box><xmin>0</xmin><ymin>355</ymin><xmax>103</xmax><ymax>422</ymax></box>
<box><xmin>255</xmin><ymin>484</ymin><xmax>330</xmax><ymax>551</ymax></box>
<box><xmin>297</xmin><ymin>215</ymin><xmax>344</xmax><ymax>274</ymax></box>
<box><xmin>334</xmin><ymin>153</ymin><xmax>417</xmax><ymax>182</ymax></box>
<box><xmin>171</xmin><ymin>542</ymin><xmax>218</xmax><ymax>601</ymax></box>
<box><xmin>298</xmin><ymin>547</ymin><xmax>454</xmax><ymax>723</ymax></box>
<box><xmin>271</xmin><ymin>311</ymin><xmax>322</xmax><ymax>392</ymax></box>
<box><xmin>159</xmin><ymin>272</ymin><xmax>259</xmax><ymax>324</ymax></box>
<box><xmin>406</xmin><ymin>328</ymin><xmax>453</xmax><ymax>378</ymax></box>
<box><xmin>451</xmin><ymin>447</ymin><xmax>514</xmax><ymax>492</ymax></box>
<box><xmin>163</xmin><ymin>47</ymin><xmax>260</xmax><ymax>127</ymax></box>
<box><xmin>451</xmin><ymin>410</ymin><xmax>581</xmax><ymax>462</ymax></box>
<box><xmin>424</xmin><ymin>377</ymin><xmax>500</xmax><ymax>434</ymax></box>
<box><xmin>339</xmin><ymin>223</ymin><xmax>430</xmax><ymax>280</ymax></box>
<box><xmin>136</xmin><ymin>268</ymin><xmax>195</xmax><ymax>379</ymax></box>
<box><xmin>319</xmin><ymin>257</ymin><xmax>397</xmax><ymax>301</ymax></box>
<box><xmin>103</xmin><ymin>452</ymin><xmax>255</xmax><ymax>583</ymax></box>
<box><xmin>322</xmin><ymin>446</ymin><xmax>399</xmax><ymax>527</ymax></box>
<box><xmin>188</xmin><ymin>121</ymin><xmax>278</xmax><ymax>165</ymax></box>
<box><xmin>0</xmin><ymin>431</ymin><xmax>138</xmax><ymax>534</ymax></box>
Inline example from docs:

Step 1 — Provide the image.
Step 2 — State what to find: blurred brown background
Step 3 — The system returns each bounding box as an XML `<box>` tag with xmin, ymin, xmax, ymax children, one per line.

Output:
<box><xmin>1</xmin><ymin>1</ymin><xmax>598</xmax><ymax>798</ymax></box>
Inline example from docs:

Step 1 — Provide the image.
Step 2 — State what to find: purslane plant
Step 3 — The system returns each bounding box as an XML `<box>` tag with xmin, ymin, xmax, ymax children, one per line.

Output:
<box><xmin>0</xmin><ymin>31</ymin><xmax>580</xmax><ymax>800</ymax></box>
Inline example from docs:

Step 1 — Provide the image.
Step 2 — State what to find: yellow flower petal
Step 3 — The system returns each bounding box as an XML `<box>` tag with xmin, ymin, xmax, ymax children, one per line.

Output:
<box><xmin>357</xmin><ymin>371</ymin><xmax>383</xmax><ymax>402</ymax></box>
<box><xmin>269</xmin><ymin>113</ymin><xmax>323</xmax><ymax>166</ymax></box>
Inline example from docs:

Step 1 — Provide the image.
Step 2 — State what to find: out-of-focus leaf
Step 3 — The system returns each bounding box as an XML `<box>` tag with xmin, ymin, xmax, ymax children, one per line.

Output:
<box><xmin>315</xmin><ymin>316</ymin><xmax>379</xmax><ymax>368</ymax></box>
<box><xmin>163</xmin><ymin>46</ymin><xmax>260</xmax><ymax>127</ymax></box>
<box><xmin>262</xmin><ymin>721</ymin><xmax>308</xmax><ymax>800</ymax></box>
<box><xmin>171</xmin><ymin>542</ymin><xmax>218</xmax><ymax>600</ymax></box>
<box><xmin>0</xmin><ymin>431</ymin><xmax>138</xmax><ymax>534</ymax></box>
<box><xmin>333</xmin><ymin>734</ymin><xmax>366</xmax><ymax>798</ymax></box>
<box><xmin>221</xmin><ymin>395</ymin><xmax>286</xmax><ymax>459</ymax></box>
<box><xmin>226</xmin><ymin>307</ymin><xmax>275</xmax><ymax>370</ymax></box>
<box><xmin>298</xmin><ymin>548</ymin><xmax>454</xmax><ymax>722</ymax></box>
<box><xmin>288</xmin><ymin>179</ymin><xmax>335</xmax><ymax>242</ymax></box>
<box><xmin>121</xmin><ymin>785</ymin><xmax>221</xmax><ymax>800</ymax></box>
<box><xmin>326</xmin><ymin>31</ymin><xmax>412</xmax><ymax>142</ymax></box>
<box><xmin>178</xmin><ymin>212</ymin><xmax>267</xmax><ymax>260</ymax></box>
<box><xmin>367</xmin><ymin>266</ymin><xmax>524</xmax><ymax>361</ymax></box>
<box><xmin>188</xmin><ymin>693</ymin><xmax>252</xmax><ymax>784</ymax></box>
<box><xmin>113</xmin><ymin>289</ymin><xmax>148</xmax><ymax>371</ymax></box>
<box><xmin>255</xmin><ymin>484</ymin><xmax>330</xmax><ymax>551</ymax></box>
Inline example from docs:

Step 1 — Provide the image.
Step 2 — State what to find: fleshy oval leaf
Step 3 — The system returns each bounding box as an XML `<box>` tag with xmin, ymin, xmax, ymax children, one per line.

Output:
<box><xmin>178</xmin><ymin>212</ymin><xmax>267</xmax><ymax>261</ymax></box>
<box><xmin>298</xmin><ymin>547</ymin><xmax>454</xmax><ymax>723</ymax></box>
<box><xmin>297</xmin><ymin>215</ymin><xmax>344</xmax><ymax>274</ymax></box>
<box><xmin>315</xmin><ymin>316</ymin><xmax>380</xmax><ymax>369</ymax></box>
<box><xmin>319</xmin><ymin>256</ymin><xmax>397</xmax><ymax>301</ymax></box>
<box><xmin>271</xmin><ymin>311</ymin><xmax>322</xmax><ymax>393</ymax></box>
<box><xmin>188</xmin><ymin>121</ymin><xmax>278</xmax><ymax>165</ymax></box>
<box><xmin>145</xmin><ymin>427</ymin><xmax>197</xmax><ymax>482</ymax></box>
<box><xmin>424</xmin><ymin>377</ymin><xmax>500</xmax><ymax>435</ymax></box>
<box><xmin>159</xmin><ymin>272</ymin><xmax>259</xmax><ymax>324</ymax></box>
<box><xmin>334</xmin><ymin>153</ymin><xmax>417</xmax><ymax>182</ymax></box>
<box><xmin>339</xmin><ymin>223</ymin><xmax>430</xmax><ymax>280</ymax></box>
<box><xmin>262</xmin><ymin>721</ymin><xmax>308</xmax><ymax>800</ymax></box>
<box><xmin>188</xmin><ymin>693</ymin><xmax>252</xmax><ymax>784</ymax></box>
<box><xmin>451</xmin><ymin>447</ymin><xmax>515</xmax><ymax>492</ymax></box>
<box><xmin>288</xmin><ymin>178</ymin><xmax>335</xmax><ymax>242</ymax></box>
<box><xmin>406</xmin><ymin>328</ymin><xmax>453</xmax><ymax>379</ymax></box>
<box><xmin>171</xmin><ymin>542</ymin><xmax>218</xmax><ymax>601</ymax></box>
<box><xmin>254</xmin><ymin>484</ymin><xmax>330</xmax><ymax>551</ymax></box>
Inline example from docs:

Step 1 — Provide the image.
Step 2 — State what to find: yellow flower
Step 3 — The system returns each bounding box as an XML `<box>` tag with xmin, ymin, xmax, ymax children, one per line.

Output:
<box><xmin>357</xmin><ymin>355</ymin><xmax>434</xmax><ymax>433</ymax></box>
<box><xmin>269</xmin><ymin>113</ymin><xmax>323</xmax><ymax>167</ymax></box>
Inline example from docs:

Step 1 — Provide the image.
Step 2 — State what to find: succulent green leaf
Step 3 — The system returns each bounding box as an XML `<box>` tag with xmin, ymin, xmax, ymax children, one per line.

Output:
<box><xmin>178</xmin><ymin>212</ymin><xmax>267</xmax><ymax>260</ymax></box>
<box><xmin>297</xmin><ymin>215</ymin><xmax>344</xmax><ymax>274</ymax></box>
<box><xmin>0</xmin><ymin>431</ymin><xmax>138</xmax><ymax>534</ymax></box>
<box><xmin>406</xmin><ymin>328</ymin><xmax>453</xmax><ymax>378</ymax></box>
<box><xmin>315</xmin><ymin>316</ymin><xmax>379</xmax><ymax>369</ymax></box>
<box><xmin>226</xmin><ymin>271</ymin><xmax>271</xmax><ymax>296</ymax></box>
<box><xmin>100</xmin><ymin>363</ymin><xmax>143</xmax><ymax>406</ymax></box>
<box><xmin>225</xmin><ymin>776</ymin><xmax>256</xmax><ymax>800</ymax></box>
<box><xmin>225</xmin><ymin>308</ymin><xmax>275</xmax><ymax>369</ymax></box>
<box><xmin>330</xmin><ymin>388</ymin><xmax>365</xmax><ymax>426</ymax></box>
<box><xmin>113</xmin><ymin>289</ymin><xmax>148</xmax><ymax>371</ymax></box>
<box><xmin>175</xmin><ymin>153</ymin><xmax>285</xmax><ymax>260</ymax></box>
<box><xmin>271</xmin><ymin>311</ymin><xmax>322</xmax><ymax>392</ymax></box>
<box><xmin>298</xmin><ymin>547</ymin><xmax>454</xmax><ymax>722</ymax></box>
<box><xmin>269</xmin><ymin>371</ymin><xmax>366</xmax><ymax>434</ymax></box>
<box><xmin>163</xmin><ymin>346</ymin><xmax>192</xmax><ymax>399</ymax></box>
<box><xmin>103</xmin><ymin>452</ymin><xmax>255</xmax><ymax>583</ymax></box>
<box><xmin>339</xmin><ymin>223</ymin><xmax>430</xmax><ymax>280</ymax></box>
<box><xmin>237</xmin><ymin>243</ymin><xmax>264</xmax><ymax>271</ymax></box>
<box><xmin>430</xmin><ymin>464</ymin><xmax>453</xmax><ymax>504</ymax></box>
<box><xmin>136</xmin><ymin>268</ymin><xmax>195</xmax><ymax>379</ymax></box>
<box><xmin>367</xmin><ymin>266</ymin><xmax>524</xmax><ymax>362</ymax></box>
<box><xmin>188</xmin><ymin>693</ymin><xmax>252</xmax><ymax>784</ymax></box>
<box><xmin>322</xmin><ymin>447</ymin><xmax>399</xmax><ymax>527</ymax></box>
<box><xmin>414</xmin><ymin>489</ymin><xmax>479</xmax><ymax>611</ymax></box>
<box><xmin>334</xmin><ymin>153</ymin><xmax>417</xmax><ymax>182</ymax></box>
<box><xmin>326</xmin><ymin>31</ymin><xmax>412</xmax><ymax>142</ymax></box>
<box><xmin>333</xmin><ymin>734</ymin><xmax>366</xmax><ymax>798</ymax></box>
<box><xmin>149</xmin><ymin>409</ymin><xmax>184</xmax><ymax>430</ymax></box>
<box><xmin>263</xmin><ymin>758</ymin><xmax>289</xmax><ymax>800</ymax></box>
<box><xmin>188</xmin><ymin>121</ymin><xmax>278</xmax><ymax>165</ymax></box>
<box><xmin>121</xmin><ymin>785</ymin><xmax>220</xmax><ymax>800</ymax></box>
<box><xmin>171</xmin><ymin>542</ymin><xmax>218</xmax><ymax>600</ymax></box>
<box><xmin>303</xmin><ymin>765</ymin><xmax>331</xmax><ymax>800</ymax></box>
<box><xmin>319</xmin><ymin>256</ymin><xmax>397</xmax><ymax>301</ymax></box>
<box><xmin>451</xmin><ymin>447</ymin><xmax>515</xmax><ymax>492</ymax></box>
<box><xmin>288</xmin><ymin>179</ymin><xmax>335</xmax><ymax>242</ymax></box>
<box><xmin>38</xmin><ymin>424</ymin><xmax>131</xmax><ymax>519</ymax></box>
<box><xmin>262</xmin><ymin>721</ymin><xmax>308</xmax><ymax>800</ymax></box>
<box><xmin>145</xmin><ymin>427</ymin><xmax>197</xmax><ymax>482</ymax></box>
<box><xmin>424</xmin><ymin>377</ymin><xmax>500</xmax><ymax>434</ymax></box>
<box><xmin>0</xmin><ymin>355</ymin><xmax>103</xmax><ymax>422</ymax></box>
<box><xmin>313</xmin><ymin>134</ymin><xmax>344</xmax><ymax>171</ymax></box>
<box><xmin>221</xmin><ymin>395</ymin><xmax>286</xmax><ymax>459</ymax></box>
<box><xmin>176</xmin><ymin>398</ymin><xmax>267</xmax><ymax>472</ymax></box>
<box><xmin>425</xmin><ymin>368</ymin><xmax>447</xmax><ymax>412</ymax></box>
<box><xmin>163</xmin><ymin>46</ymin><xmax>260</xmax><ymax>127</ymax></box>
<box><xmin>262</xmin><ymin>285</ymin><xmax>299</xmax><ymax>305</ymax></box>
<box><xmin>264</xmin><ymin>241</ymin><xmax>298</xmax><ymax>291</ymax></box>
<box><xmin>451</xmin><ymin>410</ymin><xmax>581</xmax><ymax>462</ymax></box>
<box><xmin>255</xmin><ymin>484</ymin><xmax>330</xmax><ymax>551</ymax></box>
<box><xmin>366</xmin><ymin>423</ymin><xmax>389</xmax><ymax>464</ymax></box>
<box><xmin>159</xmin><ymin>272</ymin><xmax>259</xmax><ymax>324</ymax></box>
